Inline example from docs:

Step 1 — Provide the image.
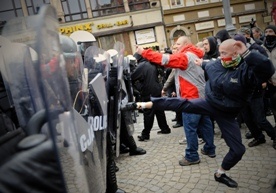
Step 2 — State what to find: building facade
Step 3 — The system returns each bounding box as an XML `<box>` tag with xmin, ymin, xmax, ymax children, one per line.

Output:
<box><xmin>0</xmin><ymin>0</ymin><xmax>167</xmax><ymax>55</ymax></box>
<box><xmin>161</xmin><ymin>0</ymin><xmax>273</xmax><ymax>46</ymax></box>
<box><xmin>0</xmin><ymin>0</ymin><xmax>274</xmax><ymax>54</ymax></box>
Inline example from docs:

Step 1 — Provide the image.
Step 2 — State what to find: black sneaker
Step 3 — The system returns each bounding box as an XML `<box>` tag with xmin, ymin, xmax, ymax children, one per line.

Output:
<box><xmin>172</xmin><ymin>123</ymin><xmax>183</xmax><ymax>128</ymax></box>
<box><xmin>157</xmin><ymin>129</ymin><xmax>171</xmax><ymax>134</ymax></box>
<box><xmin>248</xmin><ymin>138</ymin><xmax>266</xmax><ymax>147</ymax></box>
<box><xmin>214</xmin><ymin>173</ymin><xmax>238</xmax><ymax>188</ymax></box>
<box><xmin>137</xmin><ymin>135</ymin><xmax>149</xmax><ymax>141</ymax></box>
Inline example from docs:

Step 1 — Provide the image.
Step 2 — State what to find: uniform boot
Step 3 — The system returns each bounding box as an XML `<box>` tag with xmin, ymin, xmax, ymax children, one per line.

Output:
<box><xmin>128</xmin><ymin>136</ymin><xmax>146</xmax><ymax>156</ymax></box>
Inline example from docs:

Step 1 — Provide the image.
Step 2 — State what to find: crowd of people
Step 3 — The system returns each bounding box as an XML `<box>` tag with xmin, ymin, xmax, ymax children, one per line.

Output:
<box><xmin>128</xmin><ymin>24</ymin><xmax>276</xmax><ymax>188</ymax></box>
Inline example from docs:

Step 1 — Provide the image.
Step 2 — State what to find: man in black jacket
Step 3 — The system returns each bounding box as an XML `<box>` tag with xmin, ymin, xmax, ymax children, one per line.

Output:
<box><xmin>131</xmin><ymin>53</ymin><xmax>171</xmax><ymax>141</ymax></box>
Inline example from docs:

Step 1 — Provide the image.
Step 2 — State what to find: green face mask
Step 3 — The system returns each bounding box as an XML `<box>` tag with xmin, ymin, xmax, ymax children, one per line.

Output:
<box><xmin>221</xmin><ymin>55</ymin><xmax>241</xmax><ymax>68</ymax></box>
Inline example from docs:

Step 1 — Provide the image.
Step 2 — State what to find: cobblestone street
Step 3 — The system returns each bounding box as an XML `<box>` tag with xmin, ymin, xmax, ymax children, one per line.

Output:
<box><xmin>116</xmin><ymin>111</ymin><xmax>276</xmax><ymax>193</ymax></box>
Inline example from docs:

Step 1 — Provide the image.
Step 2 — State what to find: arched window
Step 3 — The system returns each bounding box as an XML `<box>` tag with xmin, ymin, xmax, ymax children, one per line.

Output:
<box><xmin>173</xmin><ymin>30</ymin><xmax>186</xmax><ymax>42</ymax></box>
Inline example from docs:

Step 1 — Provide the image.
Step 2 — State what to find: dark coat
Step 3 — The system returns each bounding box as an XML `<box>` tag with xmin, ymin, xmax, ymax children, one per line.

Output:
<box><xmin>202</xmin><ymin>50</ymin><xmax>275</xmax><ymax>112</ymax></box>
<box><xmin>131</xmin><ymin>57</ymin><xmax>163</xmax><ymax>99</ymax></box>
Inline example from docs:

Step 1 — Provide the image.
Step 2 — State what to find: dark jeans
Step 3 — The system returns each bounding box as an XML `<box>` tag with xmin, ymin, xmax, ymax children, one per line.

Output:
<box><xmin>151</xmin><ymin>97</ymin><xmax>246</xmax><ymax>170</ymax></box>
<box><xmin>241</xmin><ymin>96</ymin><xmax>275</xmax><ymax>140</ymax></box>
<box><xmin>182</xmin><ymin>112</ymin><xmax>215</xmax><ymax>162</ymax></box>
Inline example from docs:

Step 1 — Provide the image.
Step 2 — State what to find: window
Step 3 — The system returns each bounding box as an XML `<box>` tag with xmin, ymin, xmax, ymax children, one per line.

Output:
<box><xmin>98</xmin><ymin>33</ymin><xmax>132</xmax><ymax>55</ymax></box>
<box><xmin>197</xmin><ymin>31</ymin><xmax>213</xmax><ymax>42</ymax></box>
<box><xmin>0</xmin><ymin>0</ymin><xmax>23</xmax><ymax>22</ymax></box>
<box><xmin>195</xmin><ymin>0</ymin><xmax>208</xmax><ymax>4</ymax></box>
<box><xmin>90</xmin><ymin>0</ymin><xmax>125</xmax><ymax>18</ymax></box>
<box><xmin>128</xmin><ymin>0</ymin><xmax>150</xmax><ymax>12</ymax></box>
<box><xmin>61</xmin><ymin>0</ymin><xmax>87</xmax><ymax>22</ymax></box>
<box><xmin>25</xmin><ymin>0</ymin><xmax>50</xmax><ymax>15</ymax></box>
<box><xmin>172</xmin><ymin>30</ymin><xmax>186</xmax><ymax>42</ymax></box>
<box><xmin>170</xmin><ymin>0</ymin><xmax>183</xmax><ymax>7</ymax></box>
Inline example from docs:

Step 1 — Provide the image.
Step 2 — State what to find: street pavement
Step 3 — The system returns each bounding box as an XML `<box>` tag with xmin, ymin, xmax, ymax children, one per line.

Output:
<box><xmin>115</xmin><ymin>110</ymin><xmax>276</xmax><ymax>193</ymax></box>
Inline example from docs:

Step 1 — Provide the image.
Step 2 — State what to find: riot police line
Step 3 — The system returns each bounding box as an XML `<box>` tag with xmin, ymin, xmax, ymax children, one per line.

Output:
<box><xmin>0</xmin><ymin>5</ymin><xmax>145</xmax><ymax>193</ymax></box>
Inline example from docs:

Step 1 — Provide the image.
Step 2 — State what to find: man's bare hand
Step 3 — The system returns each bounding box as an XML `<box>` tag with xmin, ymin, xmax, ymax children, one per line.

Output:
<box><xmin>136</xmin><ymin>46</ymin><xmax>144</xmax><ymax>55</ymax></box>
<box><xmin>194</xmin><ymin>58</ymin><xmax>203</xmax><ymax>66</ymax></box>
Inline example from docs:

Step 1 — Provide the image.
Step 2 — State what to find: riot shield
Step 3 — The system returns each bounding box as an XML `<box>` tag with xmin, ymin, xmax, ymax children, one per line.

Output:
<box><xmin>83</xmin><ymin>45</ymin><xmax>110</xmax><ymax>192</ymax></box>
<box><xmin>59</xmin><ymin>35</ymin><xmax>87</xmax><ymax>114</ymax></box>
<box><xmin>120</xmin><ymin>57</ymin><xmax>136</xmax><ymax>136</ymax></box>
<box><xmin>0</xmin><ymin>37</ymin><xmax>43</xmax><ymax>130</ymax></box>
<box><xmin>0</xmin><ymin>5</ymin><xmax>97</xmax><ymax>193</ymax></box>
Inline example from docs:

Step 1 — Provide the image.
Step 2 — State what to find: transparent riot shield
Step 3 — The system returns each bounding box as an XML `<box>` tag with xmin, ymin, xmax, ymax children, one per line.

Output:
<box><xmin>1</xmin><ymin>5</ymin><xmax>96</xmax><ymax>193</ymax></box>
<box><xmin>62</xmin><ymin>35</ymin><xmax>110</xmax><ymax>192</ymax></box>
<box><xmin>111</xmin><ymin>42</ymin><xmax>125</xmax><ymax>157</ymax></box>
<box><xmin>0</xmin><ymin>37</ymin><xmax>43</xmax><ymax>130</ymax></box>
<box><xmin>83</xmin><ymin>45</ymin><xmax>110</xmax><ymax>192</ymax></box>
<box><xmin>120</xmin><ymin>57</ymin><xmax>136</xmax><ymax>136</ymax></box>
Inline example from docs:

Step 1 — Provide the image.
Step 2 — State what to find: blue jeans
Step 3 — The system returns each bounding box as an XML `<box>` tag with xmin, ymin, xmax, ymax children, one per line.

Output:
<box><xmin>182</xmin><ymin>112</ymin><xmax>215</xmax><ymax>162</ymax></box>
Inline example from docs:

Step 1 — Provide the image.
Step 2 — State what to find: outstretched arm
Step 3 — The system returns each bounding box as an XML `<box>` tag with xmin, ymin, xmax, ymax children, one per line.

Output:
<box><xmin>136</xmin><ymin>102</ymin><xmax>153</xmax><ymax>109</ymax></box>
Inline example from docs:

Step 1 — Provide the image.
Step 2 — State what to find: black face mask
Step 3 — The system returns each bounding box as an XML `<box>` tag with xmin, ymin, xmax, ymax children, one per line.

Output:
<box><xmin>246</xmin><ymin>37</ymin><xmax>251</xmax><ymax>43</ymax></box>
<box><xmin>265</xmin><ymin>35</ymin><xmax>276</xmax><ymax>51</ymax></box>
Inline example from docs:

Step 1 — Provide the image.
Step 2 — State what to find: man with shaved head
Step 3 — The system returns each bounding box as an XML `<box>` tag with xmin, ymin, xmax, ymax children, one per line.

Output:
<box><xmin>135</xmin><ymin>39</ymin><xmax>275</xmax><ymax>188</ymax></box>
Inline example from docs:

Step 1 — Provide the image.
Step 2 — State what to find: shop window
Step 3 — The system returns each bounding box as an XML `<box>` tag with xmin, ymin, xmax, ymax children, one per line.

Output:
<box><xmin>90</xmin><ymin>0</ymin><xmax>125</xmax><ymax>18</ymax></box>
<box><xmin>61</xmin><ymin>0</ymin><xmax>87</xmax><ymax>22</ymax></box>
<box><xmin>0</xmin><ymin>0</ymin><xmax>23</xmax><ymax>22</ymax></box>
<box><xmin>98</xmin><ymin>33</ymin><xmax>132</xmax><ymax>55</ymax></box>
<box><xmin>128</xmin><ymin>0</ymin><xmax>150</xmax><ymax>11</ymax></box>
<box><xmin>170</xmin><ymin>0</ymin><xmax>183</xmax><ymax>7</ymax></box>
<box><xmin>25</xmin><ymin>0</ymin><xmax>50</xmax><ymax>15</ymax></box>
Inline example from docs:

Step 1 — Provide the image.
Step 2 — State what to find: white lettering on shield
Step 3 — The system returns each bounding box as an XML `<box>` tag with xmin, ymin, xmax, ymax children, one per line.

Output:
<box><xmin>80</xmin><ymin>115</ymin><xmax>107</xmax><ymax>152</ymax></box>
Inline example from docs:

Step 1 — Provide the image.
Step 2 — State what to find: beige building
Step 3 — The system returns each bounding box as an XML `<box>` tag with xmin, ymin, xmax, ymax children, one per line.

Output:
<box><xmin>0</xmin><ymin>0</ymin><xmax>274</xmax><ymax>54</ymax></box>
<box><xmin>161</xmin><ymin>0</ymin><xmax>273</xmax><ymax>46</ymax></box>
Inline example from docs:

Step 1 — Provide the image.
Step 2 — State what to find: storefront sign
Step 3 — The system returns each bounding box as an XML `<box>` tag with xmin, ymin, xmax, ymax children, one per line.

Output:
<box><xmin>195</xmin><ymin>21</ymin><xmax>214</xmax><ymax>31</ymax></box>
<box><xmin>135</xmin><ymin>28</ymin><xmax>156</xmax><ymax>44</ymax></box>
<box><xmin>93</xmin><ymin>16</ymin><xmax>131</xmax><ymax>31</ymax></box>
<box><xmin>59</xmin><ymin>23</ymin><xmax>93</xmax><ymax>35</ymax></box>
<box><xmin>59</xmin><ymin>16</ymin><xmax>131</xmax><ymax>35</ymax></box>
<box><xmin>217</xmin><ymin>18</ymin><xmax>236</xmax><ymax>27</ymax></box>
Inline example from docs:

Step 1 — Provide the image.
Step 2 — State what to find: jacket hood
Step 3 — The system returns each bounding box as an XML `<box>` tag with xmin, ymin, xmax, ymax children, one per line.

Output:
<box><xmin>204</xmin><ymin>36</ymin><xmax>219</xmax><ymax>59</ymax></box>
<box><xmin>179</xmin><ymin>43</ymin><xmax>204</xmax><ymax>58</ymax></box>
<box><xmin>215</xmin><ymin>29</ymin><xmax>231</xmax><ymax>42</ymax></box>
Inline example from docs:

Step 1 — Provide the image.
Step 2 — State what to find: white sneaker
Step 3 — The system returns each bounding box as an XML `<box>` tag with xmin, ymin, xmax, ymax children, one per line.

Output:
<box><xmin>178</xmin><ymin>138</ymin><xmax>205</xmax><ymax>145</ymax></box>
<box><xmin>178</xmin><ymin>138</ymin><xmax>187</xmax><ymax>145</ymax></box>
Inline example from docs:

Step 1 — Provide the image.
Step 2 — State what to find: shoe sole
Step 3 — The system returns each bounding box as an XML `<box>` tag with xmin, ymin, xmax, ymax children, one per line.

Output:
<box><xmin>201</xmin><ymin>149</ymin><xmax>216</xmax><ymax>158</ymax></box>
<box><xmin>137</xmin><ymin>136</ymin><xmax>149</xmax><ymax>141</ymax></box>
<box><xmin>157</xmin><ymin>132</ymin><xmax>171</xmax><ymax>134</ymax></box>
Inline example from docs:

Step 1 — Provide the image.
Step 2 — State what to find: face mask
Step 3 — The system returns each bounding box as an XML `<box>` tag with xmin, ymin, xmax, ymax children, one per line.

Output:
<box><xmin>221</xmin><ymin>55</ymin><xmax>241</xmax><ymax>68</ymax></box>
<box><xmin>265</xmin><ymin>35</ymin><xmax>276</xmax><ymax>51</ymax></box>
<box><xmin>266</xmin><ymin>35</ymin><xmax>276</xmax><ymax>44</ymax></box>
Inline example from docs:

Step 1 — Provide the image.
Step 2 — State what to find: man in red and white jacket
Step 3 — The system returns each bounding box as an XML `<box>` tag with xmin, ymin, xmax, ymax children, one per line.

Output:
<box><xmin>136</xmin><ymin>36</ymin><xmax>216</xmax><ymax>167</ymax></box>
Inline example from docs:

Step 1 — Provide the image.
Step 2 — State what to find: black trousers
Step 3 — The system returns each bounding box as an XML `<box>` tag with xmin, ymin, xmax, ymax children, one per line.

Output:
<box><xmin>141</xmin><ymin>108</ymin><xmax>170</xmax><ymax>136</ymax></box>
